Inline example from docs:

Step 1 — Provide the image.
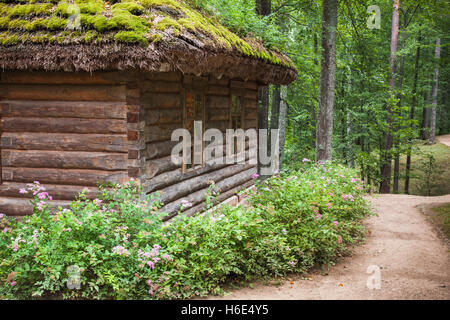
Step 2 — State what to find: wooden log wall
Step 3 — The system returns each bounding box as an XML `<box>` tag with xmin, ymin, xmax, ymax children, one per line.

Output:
<box><xmin>0</xmin><ymin>71</ymin><xmax>136</xmax><ymax>216</ymax></box>
<box><xmin>141</xmin><ymin>72</ymin><xmax>259</xmax><ymax>219</ymax></box>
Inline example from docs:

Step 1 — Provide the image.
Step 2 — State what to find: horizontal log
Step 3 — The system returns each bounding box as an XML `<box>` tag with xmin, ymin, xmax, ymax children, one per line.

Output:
<box><xmin>2</xmin><ymin>150</ymin><xmax>127</xmax><ymax>170</ymax></box>
<box><xmin>157</xmin><ymin>162</ymin><xmax>255</xmax><ymax>205</ymax></box>
<box><xmin>207</xmin><ymin>86</ymin><xmax>229</xmax><ymax>96</ymax></box>
<box><xmin>245</xmin><ymin>120</ymin><xmax>258</xmax><ymax>129</ymax></box>
<box><xmin>141</xmin><ymin>92</ymin><xmax>182</xmax><ymax>109</ymax></box>
<box><xmin>230</xmin><ymin>80</ymin><xmax>258</xmax><ymax>90</ymax></box>
<box><xmin>0</xmin><ymin>71</ymin><xmax>134</xmax><ymax>85</ymax></box>
<box><xmin>144</xmin><ymin>123</ymin><xmax>182</xmax><ymax>143</ymax></box>
<box><xmin>141</xmin><ymin>81</ymin><xmax>182</xmax><ymax>93</ymax></box>
<box><xmin>145</xmin><ymin>156</ymin><xmax>179</xmax><ymax>179</ymax></box>
<box><xmin>205</xmin><ymin>120</ymin><xmax>229</xmax><ymax>131</ymax></box>
<box><xmin>2</xmin><ymin>117</ymin><xmax>127</xmax><ymax>134</ymax></box>
<box><xmin>144</xmin><ymin>72</ymin><xmax>182</xmax><ymax>82</ymax></box>
<box><xmin>0</xmin><ymin>100</ymin><xmax>126</xmax><ymax>119</ymax></box>
<box><xmin>181</xmin><ymin>178</ymin><xmax>255</xmax><ymax>218</ymax></box>
<box><xmin>207</xmin><ymin>108</ymin><xmax>229</xmax><ymax>121</ymax></box>
<box><xmin>231</xmin><ymin>88</ymin><xmax>258</xmax><ymax>100</ymax></box>
<box><xmin>183</xmin><ymin>75</ymin><xmax>208</xmax><ymax>89</ymax></box>
<box><xmin>2</xmin><ymin>167</ymin><xmax>128</xmax><ymax>186</ymax></box>
<box><xmin>0</xmin><ymin>84</ymin><xmax>127</xmax><ymax>101</ymax></box>
<box><xmin>144</xmin><ymin>161</ymin><xmax>227</xmax><ymax>194</ymax></box>
<box><xmin>145</xmin><ymin>108</ymin><xmax>182</xmax><ymax>125</ymax></box>
<box><xmin>244</xmin><ymin>108</ymin><xmax>257</xmax><ymax>120</ymax></box>
<box><xmin>243</xmin><ymin>98</ymin><xmax>257</xmax><ymax>109</ymax></box>
<box><xmin>0</xmin><ymin>197</ymin><xmax>71</xmax><ymax>216</ymax></box>
<box><xmin>145</xmin><ymin>140</ymin><xmax>178</xmax><ymax>159</ymax></box>
<box><xmin>1</xmin><ymin>132</ymin><xmax>127</xmax><ymax>153</ymax></box>
<box><xmin>160</xmin><ymin>167</ymin><xmax>255</xmax><ymax>218</ymax></box>
<box><xmin>0</xmin><ymin>182</ymin><xmax>98</xmax><ymax>200</ymax></box>
<box><xmin>208</xmin><ymin>78</ymin><xmax>229</xmax><ymax>86</ymax></box>
<box><xmin>206</xmin><ymin>95</ymin><xmax>229</xmax><ymax>109</ymax></box>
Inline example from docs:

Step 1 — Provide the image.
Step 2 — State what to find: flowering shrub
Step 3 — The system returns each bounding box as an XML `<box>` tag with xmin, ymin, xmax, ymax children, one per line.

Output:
<box><xmin>0</xmin><ymin>162</ymin><xmax>372</xmax><ymax>299</ymax></box>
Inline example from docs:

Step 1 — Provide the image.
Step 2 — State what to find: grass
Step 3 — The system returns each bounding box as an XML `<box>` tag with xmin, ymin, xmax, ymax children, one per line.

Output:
<box><xmin>398</xmin><ymin>139</ymin><xmax>450</xmax><ymax>196</ymax></box>
<box><xmin>431</xmin><ymin>203</ymin><xmax>450</xmax><ymax>240</ymax></box>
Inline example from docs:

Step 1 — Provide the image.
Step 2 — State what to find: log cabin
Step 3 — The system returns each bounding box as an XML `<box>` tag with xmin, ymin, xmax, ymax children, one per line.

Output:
<box><xmin>0</xmin><ymin>0</ymin><xmax>297</xmax><ymax>218</ymax></box>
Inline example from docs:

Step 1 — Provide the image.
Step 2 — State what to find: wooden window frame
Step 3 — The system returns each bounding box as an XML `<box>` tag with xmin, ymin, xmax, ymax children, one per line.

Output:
<box><xmin>182</xmin><ymin>88</ymin><xmax>206</xmax><ymax>174</ymax></box>
<box><xmin>229</xmin><ymin>94</ymin><xmax>245</xmax><ymax>155</ymax></box>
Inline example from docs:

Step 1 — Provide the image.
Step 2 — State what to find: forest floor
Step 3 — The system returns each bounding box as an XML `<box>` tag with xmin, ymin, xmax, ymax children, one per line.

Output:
<box><xmin>205</xmin><ymin>194</ymin><xmax>450</xmax><ymax>300</ymax></box>
<box><xmin>398</xmin><ymin>136</ymin><xmax>450</xmax><ymax>196</ymax></box>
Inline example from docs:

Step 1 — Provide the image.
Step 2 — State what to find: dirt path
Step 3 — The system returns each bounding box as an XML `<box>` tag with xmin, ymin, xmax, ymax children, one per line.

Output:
<box><xmin>205</xmin><ymin>194</ymin><xmax>450</xmax><ymax>300</ymax></box>
<box><xmin>437</xmin><ymin>134</ymin><xmax>450</xmax><ymax>147</ymax></box>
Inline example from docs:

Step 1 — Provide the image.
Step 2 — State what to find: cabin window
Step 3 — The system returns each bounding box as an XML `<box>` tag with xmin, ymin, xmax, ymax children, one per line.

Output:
<box><xmin>183</xmin><ymin>90</ymin><xmax>205</xmax><ymax>173</ymax></box>
<box><xmin>230</xmin><ymin>95</ymin><xmax>244</xmax><ymax>154</ymax></box>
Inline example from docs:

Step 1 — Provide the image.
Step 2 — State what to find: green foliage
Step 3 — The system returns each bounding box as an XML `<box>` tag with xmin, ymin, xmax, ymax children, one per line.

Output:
<box><xmin>0</xmin><ymin>163</ymin><xmax>371</xmax><ymax>299</ymax></box>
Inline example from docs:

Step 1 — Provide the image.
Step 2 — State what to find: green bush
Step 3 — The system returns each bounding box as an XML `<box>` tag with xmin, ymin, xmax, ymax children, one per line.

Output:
<box><xmin>0</xmin><ymin>162</ymin><xmax>372</xmax><ymax>299</ymax></box>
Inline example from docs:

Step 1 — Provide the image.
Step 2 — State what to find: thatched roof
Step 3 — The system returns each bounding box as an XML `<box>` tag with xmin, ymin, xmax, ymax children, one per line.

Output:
<box><xmin>0</xmin><ymin>0</ymin><xmax>297</xmax><ymax>84</ymax></box>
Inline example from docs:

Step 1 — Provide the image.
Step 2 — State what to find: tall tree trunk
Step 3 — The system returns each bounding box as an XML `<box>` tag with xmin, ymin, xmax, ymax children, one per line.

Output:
<box><xmin>311</xmin><ymin>32</ymin><xmax>319</xmax><ymax>149</ymax></box>
<box><xmin>393</xmin><ymin>11</ymin><xmax>408</xmax><ymax>193</ymax></box>
<box><xmin>428</xmin><ymin>38</ymin><xmax>441</xmax><ymax>145</ymax></box>
<box><xmin>347</xmin><ymin>68</ymin><xmax>353</xmax><ymax>168</ymax></box>
<box><xmin>278</xmin><ymin>86</ymin><xmax>288</xmax><ymax>168</ymax></box>
<box><xmin>316</xmin><ymin>0</ymin><xmax>338</xmax><ymax>162</ymax></box>
<box><xmin>380</xmin><ymin>0</ymin><xmax>400</xmax><ymax>194</ymax></box>
<box><xmin>256</xmin><ymin>0</ymin><xmax>271</xmax><ymax>176</ymax></box>
<box><xmin>421</xmin><ymin>89</ymin><xmax>430</xmax><ymax>139</ymax></box>
<box><xmin>405</xmin><ymin>34</ymin><xmax>421</xmax><ymax>194</ymax></box>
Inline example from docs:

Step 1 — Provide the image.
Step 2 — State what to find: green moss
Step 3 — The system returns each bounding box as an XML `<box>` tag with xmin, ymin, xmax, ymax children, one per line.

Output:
<box><xmin>141</xmin><ymin>0</ymin><xmax>181</xmax><ymax>10</ymax></box>
<box><xmin>111</xmin><ymin>2</ymin><xmax>144</xmax><ymax>15</ymax></box>
<box><xmin>84</xmin><ymin>30</ymin><xmax>98</xmax><ymax>42</ymax></box>
<box><xmin>177</xmin><ymin>18</ymin><xmax>195</xmax><ymax>32</ymax></box>
<box><xmin>155</xmin><ymin>16</ymin><xmax>182</xmax><ymax>35</ymax></box>
<box><xmin>46</xmin><ymin>17</ymin><xmax>66</xmax><ymax>31</ymax></box>
<box><xmin>0</xmin><ymin>16</ymin><xmax>9</xmax><ymax>30</ymax></box>
<box><xmin>0</xmin><ymin>0</ymin><xmax>295</xmax><ymax>69</ymax></box>
<box><xmin>150</xmin><ymin>33</ymin><xmax>162</xmax><ymax>43</ymax></box>
<box><xmin>115</xmin><ymin>30</ymin><xmax>148</xmax><ymax>46</ymax></box>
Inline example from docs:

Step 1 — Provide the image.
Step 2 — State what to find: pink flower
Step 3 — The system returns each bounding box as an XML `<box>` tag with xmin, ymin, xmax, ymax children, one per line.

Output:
<box><xmin>281</xmin><ymin>229</ymin><xmax>287</xmax><ymax>235</ymax></box>
<box><xmin>180</xmin><ymin>199</ymin><xmax>192</xmax><ymax>208</ymax></box>
<box><xmin>162</xmin><ymin>254</ymin><xmax>172</xmax><ymax>261</ymax></box>
<box><xmin>148</xmin><ymin>289</ymin><xmax>154</xmax><ymax>296</ymax></box>
<box><xmin>314</xmin><ymin>213</ymin><xmax>322</xmax><ymax>220</ymax></box>
<box><xmin>19</xmin><ymin>188</ymin><xmax>27</xmax><ymax>194</ymax></box>
<box><xmin>251</xmin><ymin>173</ymin><xmax>260</xmax><ymax>179</ymax></box>
<box><xmin>11</xmin><ymin>281</ymin><xmax>16</xmax><ymax>286</ymax></box>
<box><xmin>333</xmin><ymin>221</ymin><xmax>339</xmax><ymax>227</ymax></box>
<box><xmin>337</xmin><ymin>235</ymin><xmax>342</xmax><ymax>244</ymax></box>
<box><xmin>147</xmin><ymin>261</ymin><xmax>155</xmax><ymax>269</ymax></box>
<box><xmin>326</xmin><ymin>203</ymin><xmax>332</xmax><ymax>209</ymax></box>
<box><xmin>147</xmin><ymin>279</ymin><xmax>152</xmax><ymax>286</ymax></box>
<box><xmin>36</xmin><ymin>202</ymin><xmax>46</xmax><ymax>211</ymax></box>
<box><xmin>38</xmin><ymin>192</ymin><xmax>49</xmax><ymax>200</ymax></box>
<box><xmin>302</xmin><ymin>158</ymin><xmax>311</xmax><ymax>163</ymax></box>
<box><xmin>94</xmin><ymin>199</ymin><xmax>102</xmax><ymax>206</ymax></box>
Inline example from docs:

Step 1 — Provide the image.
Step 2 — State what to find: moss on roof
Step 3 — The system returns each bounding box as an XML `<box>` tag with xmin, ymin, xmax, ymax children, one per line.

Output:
<box><xmin>0</xmin><ymin>0</ymin><xmax>295</xmax><ymax>69</ymax></box>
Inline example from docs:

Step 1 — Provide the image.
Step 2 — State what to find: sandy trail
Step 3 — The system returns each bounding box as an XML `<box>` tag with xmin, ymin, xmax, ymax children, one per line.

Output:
<box><xmin>205</xmin><ymin>194</ymin><xmax>450</xmax><ymax>300</ymax></box>
<box><xmin>437</xmin><ymin>134</ymin><xmax>450</xmax><ymax>147</ymax></box>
